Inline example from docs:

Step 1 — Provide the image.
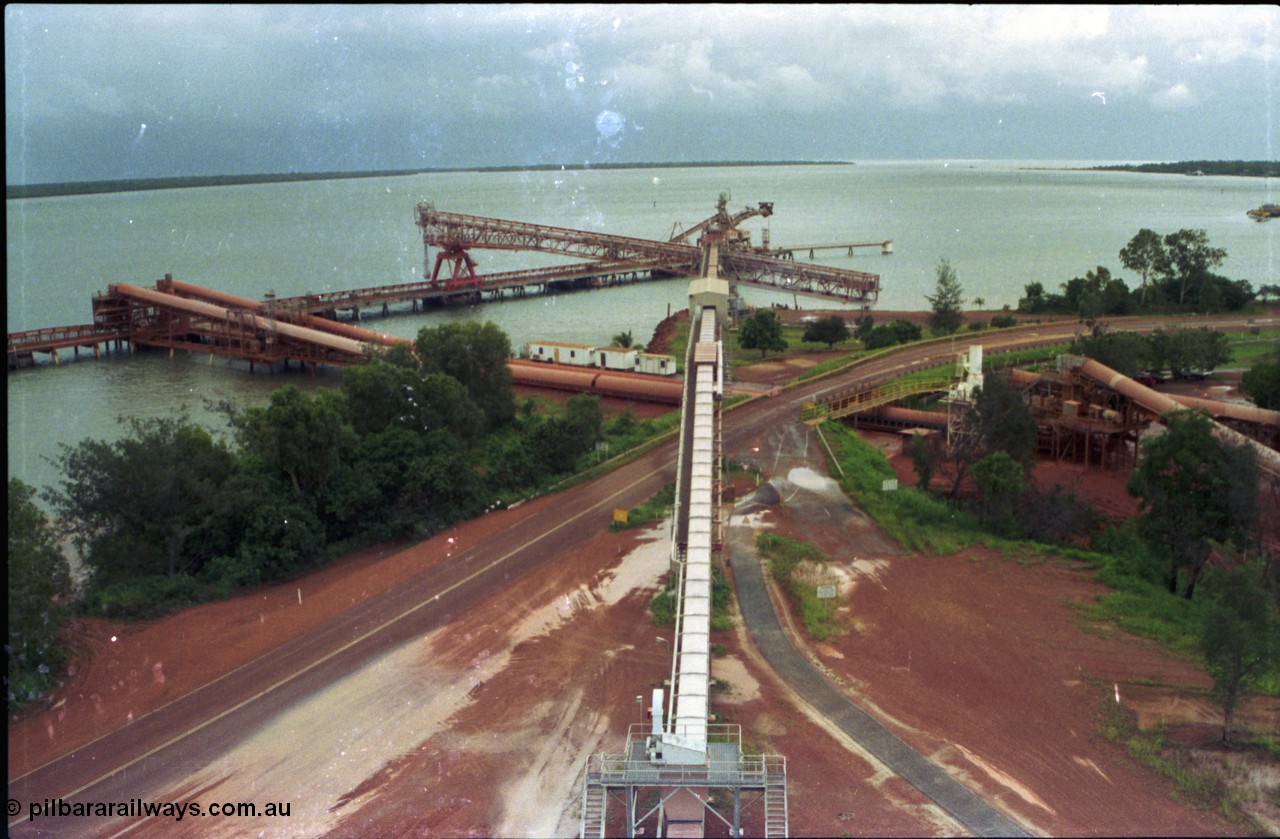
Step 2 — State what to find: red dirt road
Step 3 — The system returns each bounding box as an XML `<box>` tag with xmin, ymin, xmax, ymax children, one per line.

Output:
<box><xmin>10</xmin><ymin>312</ymin><xmax>1278</xmax><ymax>837</ymax></box>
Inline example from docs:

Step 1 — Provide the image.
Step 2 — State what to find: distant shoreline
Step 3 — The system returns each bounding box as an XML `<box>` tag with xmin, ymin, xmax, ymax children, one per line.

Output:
<box><xmin>6</xmin><ymin>160</ymin><xmax>849</xmax><ymax>200</ymax></box>
<box><xmin>1051</xmin><ymin>160</ymin><xmax>1279</xmax><ymax>178</ymax></box>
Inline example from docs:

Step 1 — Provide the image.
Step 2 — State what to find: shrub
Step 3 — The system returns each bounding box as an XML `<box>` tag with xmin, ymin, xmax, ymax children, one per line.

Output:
<box><xmin>650</xmin><ymin>588</ymin><xmax>676</xmax><ymax>625</ymax></box>
<box><xmin>83</xmin><ymin>574</ymin><xmax>204</xmax><ymax>620</ymax></box>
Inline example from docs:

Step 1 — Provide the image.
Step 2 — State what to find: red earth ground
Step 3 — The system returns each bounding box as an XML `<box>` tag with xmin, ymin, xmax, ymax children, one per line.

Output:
<box><xmin>12</xmin><ymin>434</ymin><xmax>1277</xmax><ymax>837</ymax></box>
<box><xmin>10</xmin><ymin>326</ymin><xmax>1280</xmax><ymax>837</ymax></box>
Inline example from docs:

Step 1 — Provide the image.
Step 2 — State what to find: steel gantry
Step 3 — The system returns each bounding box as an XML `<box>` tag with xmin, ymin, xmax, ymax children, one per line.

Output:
<box><xmin>416</xmin><ymin>200</ymin><xmax>881</xmax><ymax>307</ymax></box>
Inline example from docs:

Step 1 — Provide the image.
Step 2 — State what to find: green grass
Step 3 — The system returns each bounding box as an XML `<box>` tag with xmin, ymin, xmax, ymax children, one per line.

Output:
<box><xmin>984</xmin><ymin>344</ymin><xmax>1070</xmax><ymax>368</ymax></box>
<box><xmin>821</xmin><ymin>421</ymin><xmax>984</xmax><ymax>554</ymax></box>
<box><xmin>1096</xmin><ymin>699</ymin><xmax>1260</xmax><ymax>826</ymax></box>
<box><xmin>649</xmin><ymin>587</ymin><xmax>676</xmax><ymax>625</ymax></box>
<box><xmin>668</xmin><ymin>318</ymin><xmax>692</xmax><ymax>374</ymax></box>
<box><xmin>616</xmin><ymin>482</ymin><xmax>675</xmax><ymax>531</ymax></box>
<box><xmin>1083</xmin><ymin>584</ymin><xmax>1210</xmax><ymax>658</ymax></box>
<box><xmin>650</xmin><ymin>560</ymin><xmax>735</xmax><ymax>630</ymax></box>
<box><xmin>1250</xmin><ymin>734</ymin><xmax>1280</xmax><ymax>757</ymax></box>
<box><xmin>796</xmin><ymin>352</ymin><xmax>862</xmax><ymax>381</ymax></box>
<box><xmin>1226</xmin><ymin>331</ymin><xmax>1279</xmax><ymax>365</ymax></box>
<box><xmin>756</xmin><ymin>532</ymin><xmax>839</xmax><ymax>640</ymax></box>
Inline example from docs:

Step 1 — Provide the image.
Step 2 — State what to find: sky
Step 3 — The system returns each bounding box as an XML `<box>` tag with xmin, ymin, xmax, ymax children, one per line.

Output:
<box><xmin>5</xmin><ymin>4</ymin><xmax>1279</xmax><ymax>185</ymax></box>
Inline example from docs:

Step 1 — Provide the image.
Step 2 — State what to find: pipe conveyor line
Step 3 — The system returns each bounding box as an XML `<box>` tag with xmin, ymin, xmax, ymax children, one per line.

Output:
<box><xmin>110</xmin><ymin>283</ymin><xmax>372</xmax><ymax>359</ymax></box>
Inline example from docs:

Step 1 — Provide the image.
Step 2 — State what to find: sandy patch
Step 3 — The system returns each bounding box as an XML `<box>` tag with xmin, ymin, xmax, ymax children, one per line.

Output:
<box><xmin>480</xmin><ymin>522</ymin><xmax>669</xmax><ymax>651</ymax></box>
<box><xmin>156</xmin><ymin>632</ymin><xmax>497</xmax><ymax>839</ymax></box>
<box><xmin>711</xmin><ymin>655</ymin><xmax>762</xmax><ymax>704</ymax></box>
<box><xmin>784</xmin><ymin>466</ymin><xmax>844</xmax><ymax>497</ymax></box>
<box><xmin>828</xmin><ymin>558</ymin><xmax>892</xmax><ymax>594</ymax></box>
<box><xmin>494</xmin><ymin>691</ymin><xmax>611</xmax><ymax>838</ymax></box>
<box><xmin>953</xmin><ymin>742</ymin><xmax>1057</xmax><ymax>817</ymax></box>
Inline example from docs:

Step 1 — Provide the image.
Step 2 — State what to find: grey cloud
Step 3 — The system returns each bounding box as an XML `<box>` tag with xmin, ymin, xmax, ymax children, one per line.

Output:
<box><xmin>6</xmin><ymin>4</ymin><xmax>1278</xmax><ymax>185</ymax></box>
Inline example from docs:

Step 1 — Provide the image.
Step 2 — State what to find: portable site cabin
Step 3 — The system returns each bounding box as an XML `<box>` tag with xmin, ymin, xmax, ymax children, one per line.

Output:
<box><xmin>594</xmin><ymin>346</ymin><xmax>639</xmax><ymax>371</ymax></box>
<box><xmin>526</xmin><ymin>340</ymin><xmax>597</xmax><ymax>367</ymax></box>
<box><xmin>635</xmin><ymin>352</ymin><xmax>677</xmax><ymax>376</ymax></box>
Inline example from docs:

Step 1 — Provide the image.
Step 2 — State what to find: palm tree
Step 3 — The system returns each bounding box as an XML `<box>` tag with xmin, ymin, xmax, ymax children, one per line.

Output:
<box><xmin>972</xmin><ymin>297</ymin><xmax>986</xmax><ymax>310</ymax></box>
<box><xmin>612</xmin><ymin>330</ymin><xmax>634</xmax><ymax>349</ymax></box>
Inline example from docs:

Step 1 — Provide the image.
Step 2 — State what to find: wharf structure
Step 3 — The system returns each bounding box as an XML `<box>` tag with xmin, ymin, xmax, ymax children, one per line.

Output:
<box><xmin>10</xmin><ymin>197</ymin><xmax>883</xmax><ymax>371</ymax></box>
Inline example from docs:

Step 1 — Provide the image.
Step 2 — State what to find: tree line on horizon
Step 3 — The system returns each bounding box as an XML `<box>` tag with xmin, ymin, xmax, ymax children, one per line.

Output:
<box><xmin>6</xmin><ymin>160</ymin><xmax>841</xmax><ymax>200</ymax></box>
<box><xmin>1088</xmin><ymin>160</ymin><xmax>1279</xmax><ymax>178</ymax></box>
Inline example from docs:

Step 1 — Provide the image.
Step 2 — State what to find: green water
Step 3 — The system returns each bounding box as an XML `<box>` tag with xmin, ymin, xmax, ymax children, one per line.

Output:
<box><xmin>8</xmin><ymin>160</ymin><xmax>1278</xmax><ymax>493</ymax></box>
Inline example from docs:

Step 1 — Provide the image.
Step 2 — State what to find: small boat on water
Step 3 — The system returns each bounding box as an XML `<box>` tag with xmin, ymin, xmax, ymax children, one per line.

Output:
<box><xmin>1247</xmin><ymin>203</ymin><xmax>1280</xmax><ymax>221</ymax></box>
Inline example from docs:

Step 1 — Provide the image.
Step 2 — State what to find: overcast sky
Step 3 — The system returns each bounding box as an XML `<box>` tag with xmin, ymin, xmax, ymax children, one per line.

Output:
<box><xmin>6</xmin><ymin>4</ymin><xmax>1278</xmax><ymax>185</ymax></box>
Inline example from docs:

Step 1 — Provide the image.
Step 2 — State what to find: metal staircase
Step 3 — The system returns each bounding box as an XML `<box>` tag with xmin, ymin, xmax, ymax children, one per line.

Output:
<box><xmin>764</xmin><ymin>764</ymin><xmax>789</xmax><ymax>839</ymax></box>
<box><xmin>579</xmin><ymin>758</ymin><xmax>607</xmax><ymax>838</ymax></box>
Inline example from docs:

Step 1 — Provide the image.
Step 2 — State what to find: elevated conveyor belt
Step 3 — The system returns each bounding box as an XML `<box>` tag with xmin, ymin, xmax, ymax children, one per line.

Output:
<box><xmin>161</xmin><ymin>279</ymin><xmax>404</xmax><ymax>348</ymax></box>
<box><xmin>1075</xmin><ymin>358</ymin><xmax>1280</xmax><ymax>477</ymax></box>
<box><xmin>665</xmin><ymin>305</ymin><xmax>720</xmax><ymax>761</ymax></box>
<box><xmin>107</xmin><ymin>282</ymin><xmax>374</xmax><ymax>363</ymax></box>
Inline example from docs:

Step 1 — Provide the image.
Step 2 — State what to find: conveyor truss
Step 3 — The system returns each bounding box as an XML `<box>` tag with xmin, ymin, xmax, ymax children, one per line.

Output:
<box><xmin>579</xmin><ymin>304</ymin><xmax>787</xmax><ymax>838</ymax></box>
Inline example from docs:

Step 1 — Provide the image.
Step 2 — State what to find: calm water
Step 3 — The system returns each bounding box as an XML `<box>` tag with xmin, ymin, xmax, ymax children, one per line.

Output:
<box><xmin>8</xmin><ymin>160</ymin><xmax>1278</xmax><ymax>494</ymax></box>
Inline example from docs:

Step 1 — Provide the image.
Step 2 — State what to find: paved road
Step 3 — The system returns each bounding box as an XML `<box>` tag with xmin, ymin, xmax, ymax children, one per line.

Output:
<box><xmin>9</xmin><ymin>313</ymin><xmax>1255</xmax><ymax>837</ymax></box>
<box><xmin>7</xmin><ymin>450</ymin><xmax>678</xmax><ymax>838</ymax></box>
<box><xmin>728</xmin><ymin>481</ymin><xmax>1033</xmax><ymax>837</ymax></box>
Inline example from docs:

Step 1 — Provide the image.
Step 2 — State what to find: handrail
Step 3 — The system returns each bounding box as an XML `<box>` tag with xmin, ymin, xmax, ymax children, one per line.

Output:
<box><xmin>802</xmin><ymin>375</ymin><xmax>955</xmax><ymax>422</ymax></box>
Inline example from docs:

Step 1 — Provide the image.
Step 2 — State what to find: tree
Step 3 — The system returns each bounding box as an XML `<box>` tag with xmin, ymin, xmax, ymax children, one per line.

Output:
<box><xmin>9</xmin><ymin>478</ymin><xmax>72</xmax><ymax>707</ymax></box>
<box><xmin>341</xmin><ymin>357</ymin><xmax>433</xmax><ymax>437</ymax></box>
<box><xmin>1196</xmin><ymin>274</ymin><xmax>1255</xmax><ymax>313</ymax></box>
<box><xmin>863</xmin><ymin>325</ymin><xmax>899</xmax><ymax>350</ymax></box>
<box><xmin>564</xmin><ymin>393</ymin><xmax>603</xmax><ymax>452</ymax></box>
<box><xmin>1018</xmin><ymin>281</ymin><xmax>1050</xmax><ymax>314</ymax></box>
<box><xmin>1119</xmin><ymin>228</ymin><xmax>1166</xmax><ymax>305</ymax></box>
<box><xmin>904</xmin><ymin>432</ymin><xmax>938</xmax><ymax>491</ymax></box>
<box><xmin>1160</xmin><ymin>229</ymin><xmax>1227</xmax><ymax>306</ymax></box>
<box><xmin>611</xmin><ymin>329</ymin><xmax>634</xmax><ymax>349</ymax></box>
<box><xmin>1061</xmin><ymin>266</ymin><xmax>1130</xmax><ymax>322</ymax></box>
<box><xmin>888</xmin><ymin>319</ymin><xmax>923</xmax><ymax>344</ymax></box>
<box><xmin>1199</xmin><ymin>562</ymin><xmax>1280</xmax><ymax>744</ymax></box>
<box><xmin>46</xmin><ymin>415</ymin><xmax>237</xmax><ymax>582</ymax></box>
<box><xmin>738</xmin><ymin>309</ymin><xmax>788</xmax><ymax>358</ymax></box>
<box><xmin>414</xmin><ymin>321</ymin><xmax>516</xmax><ymax>429</ymax></box>
<box><xmin>802</xmin><ymin>315</ymin><xmax>850</xmax><ymax>349</ymax></box>
<box><xmin>970</xmin><ymin>450</ymin><xmax>1026</xmax><ymax>529</ymax></box>
<box><xmin>1149</xmin><ymin>327</ymin><xmax>1230</xmax><ymax>378</ymax></box>
<box><xmin>1070</xmin><ymin>327</ymin><xmax>1153</xmax><ymax>377</ymax></box>
<box><xmin>1127</xmin><ymin>410</ymin><xmax>1259</xmax><ymax>598</ymax></box>
<box><xmin>1241</xmin><ymin>357</ymin><xmax>1280</xmax><ymax>410</ymax></box>
<box><xmin>968</xmin><ymin>373</ymin><xmax>1038</xmax><ymax>472</ymax></box>
<box><xmin>926</xmin><ymin>258</ymin><xmax>964</xmax><ymax>335</ymax></box>
<box><xmin>942</xmin><ymin>373</ymin><xmax>1037</xmax><ymax>498</ymax></box>
<box><xmin>853</xmin><ymin>312</ymin><xmax>875</xmax><ymax>341</ymax></box>
<box><xmin>231</xmin><ymin>387</ymin><xmax>352</xmax><ymax>501</ymax></box>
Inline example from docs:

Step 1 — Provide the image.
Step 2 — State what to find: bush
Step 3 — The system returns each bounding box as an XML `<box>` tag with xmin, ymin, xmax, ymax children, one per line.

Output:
<box><xmin>83</xmin><ymin>574</ymin><xmax>205</xmax><ymax>620</ymax></box>
<box><xmin>1014</xmin><ymin>484</ymin><xmax>1097</xmax><ymax>545</ymax></box>
<box><xmin>650</xmin><ymin>588</ymin><xmax>676</xmax><ymax>625</ymax></box>
<box><xmin>757</xmin><ymin>533</ymin><xmax>837</xmax><ymax>640</ymax></box>
<box><xmin>862</xmin><ymin>325</ymin><xmax>899</xmax><ymax>350</ymax></box>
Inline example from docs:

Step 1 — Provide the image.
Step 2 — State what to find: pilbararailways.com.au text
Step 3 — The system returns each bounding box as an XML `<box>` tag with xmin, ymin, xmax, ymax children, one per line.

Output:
<box><xmin>18</xmin><ymin>797</ymin><xmax>291</xmax><ymax>822</ymax></box>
